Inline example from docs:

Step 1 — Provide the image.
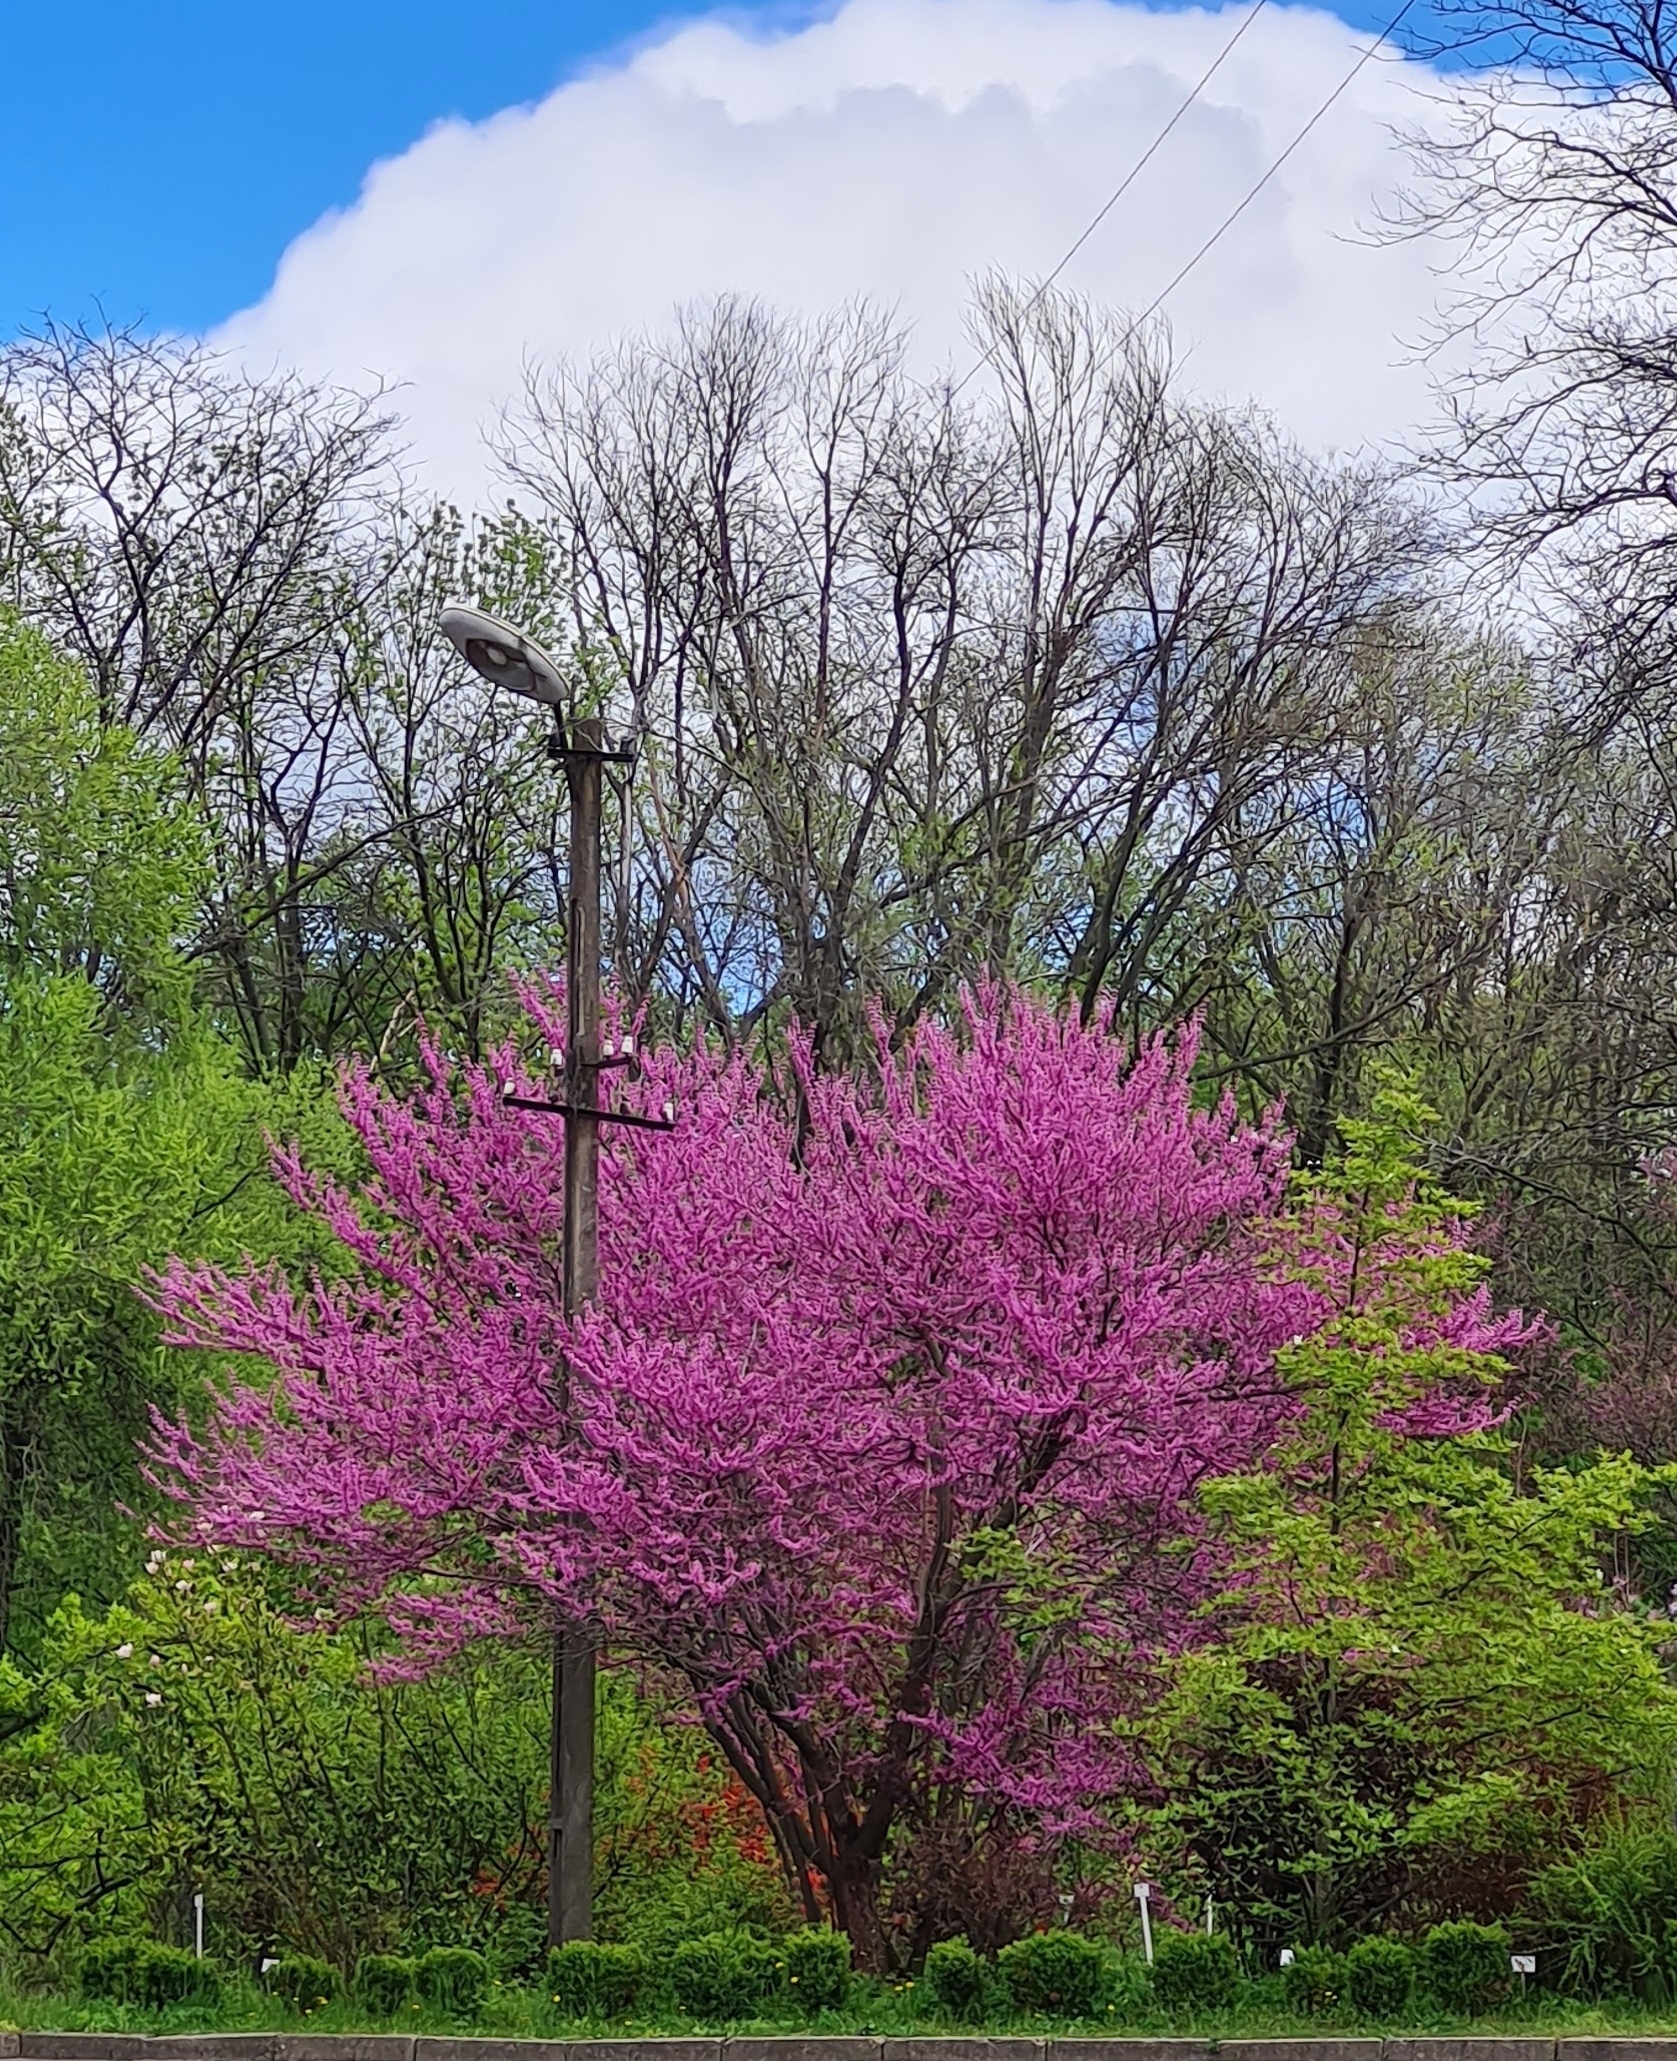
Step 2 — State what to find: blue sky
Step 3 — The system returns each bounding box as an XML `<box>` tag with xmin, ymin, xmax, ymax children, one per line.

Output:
<box><xmin>0</xmin><ymin>0</ymin><xmax>732</xmax><ymax>334</ymax></box>
<box><xmin>2</xmin><ymin>0</ymin><xmax>1410</xmax><ymax>342</ymax></box>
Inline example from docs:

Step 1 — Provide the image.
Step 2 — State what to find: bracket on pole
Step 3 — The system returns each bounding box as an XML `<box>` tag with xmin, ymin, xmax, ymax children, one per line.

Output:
<box><xmin>501</xmin><ymin>1087</ymin><xmax>676</xmax><ymax>1133</ymax></box>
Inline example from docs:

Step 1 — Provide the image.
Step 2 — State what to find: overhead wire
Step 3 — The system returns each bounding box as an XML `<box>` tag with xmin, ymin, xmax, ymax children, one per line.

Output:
<box><xmin>950</xmin><ymin>0</ymin><xmax>1421</xmax><ymax>393</ymax></box>
<box><xmin>948</xmin><ymin>0</ymin><xmax>1271</xmax><ymax>397</ymax></box>
<box><xmin>1129</xmin><ymin>0</ymin><xmax>1422</xmax><ymax>329</ymax></box>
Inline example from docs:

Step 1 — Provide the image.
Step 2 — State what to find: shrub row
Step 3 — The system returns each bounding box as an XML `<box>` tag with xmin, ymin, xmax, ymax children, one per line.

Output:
<box><xmin>80</xmin><ymin>1929</ymin><xmax>851</xmax><ymax>2025</ymax></box>
<box><xmin>1275</xmin><ymin>1923</ymin><xmax>1514</xmax><ymax>2020</ymax></box>
<box><xmin>553</xmin><ymin>1927</ymin><xmax>851</xmax><ymax>2021</ymax></box>
<box><xmin>924</xmin><ymin>1921</ymin><xmax>1515</xmax><ymax>2023</ymax></box>
<box><xmin>76</xmin><ymin>1916</ymin><xmax>1516</xmax><ymax>2027</ymax></box>
<box><xmin>79</xmin><ymin>1939</ymin><xmax>223</xmax><ymax>2010</ymax></box>
<box><xmin>250</xmin><ymin>1946</ymin><xmax>488</xmax><ymax>2018</ymax></box>
<box><xmin>80</xmin><ymin>1941</ymin><xmax>491</xmax><ymax>2019</ymax></box>
<box><xmin>925</xmin><ymin>1932</ymin><xmax>1128</xmax><ymax>2021</ymax></box>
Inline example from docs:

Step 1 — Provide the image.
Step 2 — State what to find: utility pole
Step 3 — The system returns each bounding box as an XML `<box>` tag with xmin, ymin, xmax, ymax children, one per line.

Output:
<box><xmin>437</xmin><ymin>611</ymin><xmax>665</xmax><ymax>1950</ymax></box>
<box><xmin>552</xmin><ymin>715</ymin><xmax>603</xmax><ymax>1947</ymax></box>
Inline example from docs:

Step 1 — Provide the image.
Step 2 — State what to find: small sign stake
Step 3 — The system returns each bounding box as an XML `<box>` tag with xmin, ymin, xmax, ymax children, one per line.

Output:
<box><xmin>1133</xmin><ymin>1881</ymin><xmax>1154</xmax><ymax>1964</ymax></box>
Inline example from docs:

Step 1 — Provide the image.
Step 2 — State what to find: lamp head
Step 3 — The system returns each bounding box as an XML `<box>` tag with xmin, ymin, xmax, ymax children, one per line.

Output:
<box><xmin>438</xmin><ymin>604</ymin><xmax>568</xmax><ymax>722</ymax></box>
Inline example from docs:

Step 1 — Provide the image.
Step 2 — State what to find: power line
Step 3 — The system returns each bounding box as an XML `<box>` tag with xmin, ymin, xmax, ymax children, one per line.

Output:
<box><xmin>954</xmin><ymin>0</ymin><xmax>1419</xmax><ymax>395</ymax></box>
<box><xmin>1131</xmin><ymin>0</ymin><xmax>1421</xmax><ymax>328</ymax></box>
<box><xmin>949</xmin><ymin>0</ymin><xmax>1270</xmax><ymax>397</ymax></box>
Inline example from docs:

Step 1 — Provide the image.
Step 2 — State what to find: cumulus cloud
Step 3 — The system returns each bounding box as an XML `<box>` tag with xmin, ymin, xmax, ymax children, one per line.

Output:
<box><xmin>216</xmin><ymin>0</ymin><xmax>1458</xmax><ymax>498</ymax></box>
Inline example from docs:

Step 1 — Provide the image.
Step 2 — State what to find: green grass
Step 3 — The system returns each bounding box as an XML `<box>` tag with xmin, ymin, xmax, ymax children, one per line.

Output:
<box><xmin>12</xmin><ymin>1974</ymin><xmax>1677</xmax><ymax>2042</ymax></box>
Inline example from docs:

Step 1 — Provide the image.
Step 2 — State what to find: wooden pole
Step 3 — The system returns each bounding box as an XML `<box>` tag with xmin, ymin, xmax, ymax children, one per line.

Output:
<box><xmin>550</xmin><ymin>715</ymin><xmax>603</xmax><ymax>1948</ymax></box>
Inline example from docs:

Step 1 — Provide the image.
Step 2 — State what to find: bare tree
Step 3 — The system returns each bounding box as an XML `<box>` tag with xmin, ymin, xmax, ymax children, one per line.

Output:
<box><xmin>0</xmin><ymin>324</ymin><xmax>403</xmax><ymax>1067</ymax></box>
<box><xmin>1398</xmin><ymin>0</ymin><xmax>1677</xmax><ymax>653</ymax></box>
<box><xmin>501</xmin><ymin>285</ymin><xmax>1426</xmax><ymax>1061</ymax></box>
<box><xmin>0</xmin><ymin>326</ymin><xmax>573</xmax><ymax>1069</ymax></box>
<box><xmin>0</xmin><ymin>321</ymin><xmax>392</xmax><ymax>752</ymax></box>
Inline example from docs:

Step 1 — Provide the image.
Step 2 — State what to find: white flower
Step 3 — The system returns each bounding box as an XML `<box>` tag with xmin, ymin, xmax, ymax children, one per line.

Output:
<box><xmin>149</xmin><ymin>1653</ymin><xmax>162</xmax><ymax>1668</ymax></box>
<box><xmin>114</xmin><ymin>1643</ymin><xmax>134</xmax><ymax>1660</ymax></box>
<box><xmin>173</xmin><ymin>1579</ymin><xmax>190</xmax><ymax>1593</ymax></box>
<box><xmin>203</xmin><ymin>1600</ymin><xmax>220</xmax><ymax>1615</ymax></box>
<box><xmin>144</xmin><ymin>1692</ymin><xmax>162</xmax><ymax>1707</ymax></box>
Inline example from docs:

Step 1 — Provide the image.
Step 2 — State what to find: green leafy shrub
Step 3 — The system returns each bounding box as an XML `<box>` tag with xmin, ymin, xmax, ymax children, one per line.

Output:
<box><xmin>1345</xmin><ymin>1937</ymin><xmax>1415</xmax><ymax>2018</ymax></box>
<box><xmin>924</xmin><ymin>1937</ymin><xmax>990</xmax><ymax>2020</ymax></box>
<box><xmin>1419</xmin><ymin>1920</ymin><xmax>1510</xmax><ymax>2014</ymax></box>
<box><xmin>79</xmin><ymin>1938</ymin><xmax>148</xmax><ymax>2002</ymax></box>
<box><xmin>415</xmin><ymin>1944</ymin><xmax>488</xmax><ymax>2015</ymax></box>
<box><xmin>263</xmin><ymin>1955</ymin><xmax>341</xmax><ymax>2013</ymax></box>
<box><xmin>1281</xmin><ymin>1945</ymin><xmax>1347</xmax><ymax>2016</ymax></box>
<box><xmin>140</xmin><ymin>1942</ymin><xmax>221</xmax><ymax>2009</ymax></box>
<box><xmin>355</xmin><ymin>1954</ymin><xmax>416</xmax><ymax>2014</ymax></box>
<box><xmin>1158</xmin><ymin>1096</ymin><xmax>1677</xmax><ymax>1961</ymax></box>
<box><xmin>1149</xmin><ymin>1930</ymin><xmax>1241</xmax><ymax>2013</ymax></box>
<box><xmin>996</xmin><ymin>1930</ymin><xmax>1110</xmax><ymax>2016</ymax></box>
<box><xmin>82</xmin><ymin>1938</ymin><xmax>221</xmax><ymax>2009</ymax></box>
<box><xmin>484</xmin><ymin>1902</ymin><xmax>548</xmax><ymax>1982</ymax></box>
<box><xmin>668</xmin><ymin>1929</ymin><xmax>781</xmax><ymax>2019</ymax></box>
<box><xmin>783</xmin><ymin>1927</ymin><xmax>850</xmax><ymax>2012</ymax></box>
<box><xmin>1529</xmin><ymin>1823</ymin><xmax>1677</xmax><ymax>1994</ymax></box>
<box><xmin>548</xmin><ymin>1940</ymin><xmax>645</xmax><ymax>2019</ymax></box>
<box><xmin>1107</xmin><ymin>1953</ymin><xmax>1153</xmax><ymax>2014</ymax></box>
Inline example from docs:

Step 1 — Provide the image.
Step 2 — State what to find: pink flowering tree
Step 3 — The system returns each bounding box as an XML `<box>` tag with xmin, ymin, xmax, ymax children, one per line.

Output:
<box><xmin>148</xmin><ymin>991</ymin><xmax>1509</xmax><ymax>1961</ymax></box>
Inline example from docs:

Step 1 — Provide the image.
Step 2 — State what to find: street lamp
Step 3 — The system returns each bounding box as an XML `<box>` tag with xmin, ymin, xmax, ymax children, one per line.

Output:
<box><xmin>439</xmin><ymin>605</ymin><xmax>570</xmax><ymax>725</ymax></box>
<box><xmin>439</xmin><ymin>602</ymin><xmax>635</xmax><ymax>1947</ymax></box>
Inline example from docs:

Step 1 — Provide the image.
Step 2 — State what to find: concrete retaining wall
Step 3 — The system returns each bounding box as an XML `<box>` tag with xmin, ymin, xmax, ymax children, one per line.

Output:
<box><xmin>8</xmin><ymin>2040</ymin><xmax>1677</xmax><ymax>2061</ymax></box>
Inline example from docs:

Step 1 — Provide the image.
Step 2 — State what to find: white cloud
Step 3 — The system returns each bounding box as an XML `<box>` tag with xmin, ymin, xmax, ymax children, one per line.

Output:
<box><xmin>216</xmin><ymin>0</ymin><xmax>1457</xmax><ymax>499</ymax></box>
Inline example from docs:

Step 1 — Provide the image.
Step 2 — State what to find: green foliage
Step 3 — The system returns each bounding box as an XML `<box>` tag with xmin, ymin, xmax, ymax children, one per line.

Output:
<box><xmin>547</xmin><ymin>1940</ymin><xmax>644</xmax><ymax>2020</ymax></box>
<box><xmin>0</xmin><ymin>617</ymin><xmax>326</xmax><ymax>1655</ymax></box>
<box><xmin>1281</xmin><ymin>1944</ymin><xmax>1348</xmax><ymax>2015</ymax></box>
<box><xmin>923</xmin><ymin>1937</ymin><xmax>990</xmax><ymax>2020</ymax></box>
<box><xmin>1154</xmin><ymin>1078</ymin><xmax>1677</xmax><ymax>1944</ymax></box>
<box><xmin>141</xmin><ymin>1943</ymin><xmax>222</xmax><ymax>2009</ymax></box>
<box><xmin>263</xmin><ymin>1956</ymin><xmax>342</xmax><ymax>2013</ymax></box>
<box><xmin>0</xmin><ymin>1566</ymin><xmax>795</xmax><ymax>1972</ymax></box>
<box><xmin>0</xmin><ymin>612</ymin><xmax>207</xmax><ymax>997</ymax></box>
<box><xmin>1527</xmin><ymin>1822</ymin><xmax>1677</xmax><ymax>1996</ymax></box>
<box><xmin>0</xmin><ymin>1560</ymin><xmax>552</xmax><ymax>1963</ymax></box>
<box><xmin>79</xmin><ymin>1937</ymin><xmax>221</xmax><ymax>2008</ymax></box>
<box><xmin>1419</xmin><ymin>1919</ymin><xmax>1510</xmax><ymax>2013</ymax></box>
<box><xmin>995</xmin><ymin>1930</ymin><xmax>1109</xmax><ymax>2017</ymax></box>
<box><xmin>0</xmin><ymin>969</ymin><xmax>269</xmax><ymax>1648</ymax></box>
<box><xmin>666</xmin><ymin>1929</ymin><xmax>781</xmax><ymax>2020</ymax></box>
<box><xmin>782</xmin><ymin>1927</ymin><xmax>850</xmax><ymax>2012</ymax></box>
<box><xmin>78</xmin><ymin>1937</ymin><xmax>149</xmax><ymax>2001</ymax></box>
<box><xmin>591</xmin><ymin>1694</ymin><xmax>792</xmax><ymax>1955</ymax></box>
<box><xmin>415</xmin><ymin>1945</ymin><xmax>488</xmax><ymax>2015</ymax></box>
<box><xmin>354</xmin><ymin>1954</ymin><xmax>417</xmax><ymax>2015</ymax></box>
<box><xmin>1551</xmin><ymin>1825</ymin><xmax>1677</xmax><ymax>1994</ymax></box>
<box><xmin>479</xmin><ymin>1901</ymin><xmax>547</xmax><ymax>1983</ymax></box>
<box><xmin>1148</xmin><ymin>1930</ymin><xmax>1241</xmax><ymax>2012</ymax></box>
<box><xmin>1344</xmin><ymin>1936</ymin><xmax>1415</xmax><ymax>2018</ymax></box>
